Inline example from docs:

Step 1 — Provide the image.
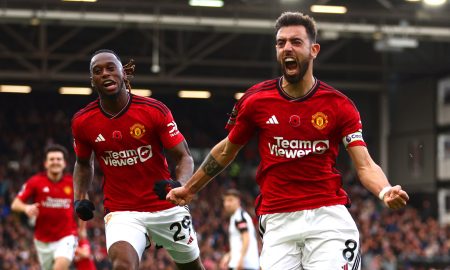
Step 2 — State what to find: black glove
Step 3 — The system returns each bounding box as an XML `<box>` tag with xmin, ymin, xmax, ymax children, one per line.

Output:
<box><xmin>74</xmin><ymin>199</ymin><xmax>95</xmax><ymax>221</ymax></box>
<box><xmin>154</xmin><ymin>179</ymin><xmax>181</xmax><ymax>200</ymax></box>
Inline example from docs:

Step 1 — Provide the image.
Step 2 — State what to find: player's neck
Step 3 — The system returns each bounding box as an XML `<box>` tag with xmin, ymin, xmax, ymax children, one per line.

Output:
<box><xmin>47</xmin><ymin>172</ymin><xmax>63</xmax><ymax>182</ymax></box>
<box><xmin>282</xmin><ymin>75</ymin><xmax>316</xmax><ymax>98</ymax></box>
<box><xmin>100</xmin><ymin>90</ymin><xmax>130</xmax><ymax>117</ymax></box>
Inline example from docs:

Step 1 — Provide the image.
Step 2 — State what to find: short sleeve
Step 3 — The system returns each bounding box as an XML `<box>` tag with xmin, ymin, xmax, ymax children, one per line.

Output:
<box><xmin>225</xmin><ymin>99</ymin><xmax>256</xmax><ymax>145</ymax></box>
<box><xmin>339</xmin><ymin>98</ymin><xmax>366</xmax><ymax>148</ymax></box>
<box><xmin>16</xmin><ymin>179</ymin><xmax>35</xmax><ymax>202</ymax></box>
<box><xmin>156</xmin><ymin>109</ymin><xmax>185</xmax><ymax>149</ymax></box>
<box><xmin>71</xmin><ymin>118</ymin><xmax>93</xmax><ymax>159</ymax></box>
<box><xmin>234</xmin><ymin>211</ymin><xmax>249</xmax><ymax>232</ymax></box>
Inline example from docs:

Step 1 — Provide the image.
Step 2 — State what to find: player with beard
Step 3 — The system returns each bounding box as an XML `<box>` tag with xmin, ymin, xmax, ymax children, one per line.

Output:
<box><xmin>167</xmin><ymin>12</ymin><xmax>409</xmax><ymax>270</ymax></box>
<box><xmin>11</xmin><ymin>144</ymin><xmax>77</xmax><ymax>270</ymax></box>
<box><xmin>71</xmin><ymin>49</ymin><xmax>204</xmax><ymax>270</ymax></box>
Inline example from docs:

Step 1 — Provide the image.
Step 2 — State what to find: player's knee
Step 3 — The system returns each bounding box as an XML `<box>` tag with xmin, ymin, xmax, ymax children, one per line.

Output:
<box><xmin>52</xmin><ymin>257</ymin><xmax>71</xmax><ymax>270</ymax></box>
<box><xmin>112</xmin><ymin>257</ymin><xmax>138</xmax><ymax>270</ymax></box>
<box><xmin>176</xmin><ymin>258</ymin><xmax>205</xmax><ymax>270</ymax></box>
<box><xmin>109</xmin><ymin>241</ymin><xmax>140</xmax><ymax>270</ymax></box>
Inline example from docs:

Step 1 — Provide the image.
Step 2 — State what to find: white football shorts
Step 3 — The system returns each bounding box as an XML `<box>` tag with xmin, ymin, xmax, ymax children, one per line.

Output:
<box><xmin>104</xmin><ymin>206</ymin><xmax>200</xmax><ymax>263</ymax></box>
<box><xmin>34</xmin><ymin>235</ymin><xmax>77</xmax><ymax>270</ymax></box>
<box><xmin>258</xmin><ymin>205</ymin><xmax>361</xmax><ymax>270</ymax></box>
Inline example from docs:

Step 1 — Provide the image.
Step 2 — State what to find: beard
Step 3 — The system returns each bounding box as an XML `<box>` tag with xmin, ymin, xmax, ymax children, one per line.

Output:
<box><xmin>95</xmin><ymin>80</ymin><xmax>125</xmax><ymax>100</ymax></box>
<box><xmin>281</xmin><ymin>58</ymin><xmax>309</xmax><ymax>84</ymax></box>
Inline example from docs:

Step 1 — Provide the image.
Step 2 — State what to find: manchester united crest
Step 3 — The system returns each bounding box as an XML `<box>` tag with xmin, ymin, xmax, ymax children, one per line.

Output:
<box><xmin>311</xmin><ymin>112</ymin><xmax>328</xmax><ymax>130</ymax></box>
<box><xmin>130</xmin><ymin>123</ymin><xmax>146</xmax><ymax>139</ymax></box>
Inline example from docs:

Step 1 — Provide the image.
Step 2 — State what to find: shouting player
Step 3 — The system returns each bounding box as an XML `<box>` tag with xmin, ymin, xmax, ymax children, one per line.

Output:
<box><xmin>72</xmin><ymin>49</ymin><xmax>204</xmax><ymax>270</ymax></box>
<box><xmin>11</xmin><ymin>144</ymin><xmax>77</xmax><ymax>270</ymax></box>
<box><xmin>167</xmin><ymin>12</ymin><xmax>409</xmax><ymax>269</ymax></box>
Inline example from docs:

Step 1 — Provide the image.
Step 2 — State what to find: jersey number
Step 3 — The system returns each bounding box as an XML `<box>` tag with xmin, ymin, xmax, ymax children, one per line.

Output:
<box><xmin>169</xmin><ymin>216</ymin><xmax>191</xmax><ymax>242</ymax></box>
<box><xmin>342</xmin><ymin>239</ymin><xmax>358</xmax><ymax>262</ymax></box>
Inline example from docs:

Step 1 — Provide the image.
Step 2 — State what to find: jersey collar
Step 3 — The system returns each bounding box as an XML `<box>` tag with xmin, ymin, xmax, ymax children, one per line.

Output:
<box><xmin>99</xmin><ymin>92</ymin><xmax>133</xmax><ymax>119</ymax></box>
<box><xmin>276</xmin><ymin>77</ymin><xmax>319</xmax><ymax>102</ymax></box>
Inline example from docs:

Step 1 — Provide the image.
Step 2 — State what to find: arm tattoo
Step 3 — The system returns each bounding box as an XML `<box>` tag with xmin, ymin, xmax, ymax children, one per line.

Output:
<box><xmin>201</xmin><ymin>154</ymin><xmax>224</xmax><ymax>177</ymax></box>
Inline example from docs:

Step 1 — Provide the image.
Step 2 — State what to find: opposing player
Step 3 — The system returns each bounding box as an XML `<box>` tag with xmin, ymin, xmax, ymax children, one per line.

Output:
<box><xmin>71</xmin><ymin>49</ymin><xmax>204</xmax><ymax>270</ymax></box>
<box><xmin>220</xmin><ymin>189</ymin><xmax>259</xmax><ymax>270</ymax></box>
<box><xmin>11</xmin><ymin>144</ymin><xmax>77</xmax><ymax>270</ymax></box>
<box><xmin>167</xmin><ymin>12</ymin><xmax>409</xmax><ymax>269</ymax></box>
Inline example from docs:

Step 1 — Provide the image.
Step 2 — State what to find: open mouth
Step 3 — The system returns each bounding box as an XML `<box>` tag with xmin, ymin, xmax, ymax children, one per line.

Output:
<box><xmin>103</xmin><ymin>80</ymin><xmax>117</xmax><ymax>91</ymax></box>
<box><xmin>284</xmin><ymin>57</ymin><xmax>298</xmax><ymax>74</ymax></box>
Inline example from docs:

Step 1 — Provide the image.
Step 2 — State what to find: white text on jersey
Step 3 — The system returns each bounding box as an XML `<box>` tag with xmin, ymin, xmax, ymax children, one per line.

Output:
<box><xmin>42</xmin><ymin>197</ymin><xmax>71</xmax><ymax>209</ymax></box>
<box><xmin>101</xmin><ymin>145</ymin><xmax>153</xmax><ymax>167</ymax></box>
<box><xmin>268</xmin><ymin>137</ymin><xmax>329</xmax><ymax>158</ymax></box>
<box><xmin>167</xmin><ymin>121</ymin><xmax>180</xmax><ymax>137</ymax></box>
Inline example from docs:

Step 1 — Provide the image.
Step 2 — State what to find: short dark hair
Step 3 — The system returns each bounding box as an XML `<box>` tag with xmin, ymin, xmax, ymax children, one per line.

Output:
<box><xmin>275</xmin><ymin>12</ymin><xmax>317</xmax><ymax>43</ymax></box>
<box><xmin>44</xmin><ymin>144</ymin><xmax>68</xmax><ymax>161</ymax></box>
<box><xmin>223</xmin><ymin>189</ymin><xmax>241</xmax><ymax>199</ymax></box>
<box><xmin>91</xmin><ymin>49</ymin><xmax>121</xmax><ymax>62</ymax></box>
<box><xmin>90</xmin><ymin>49</ymin><xmax>121</xmax><ymax>70</ymax></box>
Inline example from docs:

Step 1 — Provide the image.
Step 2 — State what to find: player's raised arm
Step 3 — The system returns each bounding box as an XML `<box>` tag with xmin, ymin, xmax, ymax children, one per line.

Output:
<box><xmin>347</xmin><ymin>145</ymin><xmax>409</xmax><ymax>209</ymax></box>
<box><xmin>166</xmin><ymin>137</ymin><xmax>243</xmax><ymax>206</ymax></box>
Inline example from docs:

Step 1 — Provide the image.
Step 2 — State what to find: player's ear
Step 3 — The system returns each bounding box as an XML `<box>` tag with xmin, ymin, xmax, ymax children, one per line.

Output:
<box><xmin>311</xmin><ymin>42</ymin><xmax>320</xmax><ymax>59</ymax></box>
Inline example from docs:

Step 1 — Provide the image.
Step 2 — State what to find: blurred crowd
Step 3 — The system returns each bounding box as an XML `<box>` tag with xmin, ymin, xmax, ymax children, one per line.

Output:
<box><xmin>0</xmin><ymin>94</ymin><xmax>449</xmax><ymax>270</ymax></box>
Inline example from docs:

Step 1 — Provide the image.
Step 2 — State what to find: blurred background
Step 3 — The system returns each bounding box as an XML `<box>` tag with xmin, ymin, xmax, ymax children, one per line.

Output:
<box><xmin>1</xmin><ymin>0</ymin><xmax>450</xmax><ymax>269</ymax></box>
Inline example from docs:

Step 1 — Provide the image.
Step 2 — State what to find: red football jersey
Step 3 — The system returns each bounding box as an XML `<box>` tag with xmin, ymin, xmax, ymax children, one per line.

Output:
<box><xmin>72</xmin><ymin>94</ymin><xmax>184</xmax><ymax>212</ymax></box>
<box><xmin>74</xmin><ymin>239</ymin><xmax>97</xmax><ymax>270</ymax></box>
<box><xmin>226</xmin><ymin>78</ymin><xmax>366</xmax><ymax>215</ymax></box>
<box><xmin>16</xmin><ymin>172</ymin><xmax>77</xmax><ymax>242</ymax></box>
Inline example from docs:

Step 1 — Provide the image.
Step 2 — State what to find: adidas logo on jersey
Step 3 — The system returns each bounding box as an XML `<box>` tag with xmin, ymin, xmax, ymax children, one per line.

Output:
<box><xmin>95</xmin><ymin>134</ymin><xmax>105</xmax><ymax>142</ymax></box>
<box><xmin>266</xmin><ymin>115</ymin><xmax>279</xmax><ymax>124</ymax></box>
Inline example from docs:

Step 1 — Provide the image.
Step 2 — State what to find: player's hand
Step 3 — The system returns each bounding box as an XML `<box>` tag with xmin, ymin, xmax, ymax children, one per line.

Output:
<box><xmin>74</xmin><ymin>199</ymin><xmax>95</xmax><ymax>221</ymax></box>
<box><xmin>219</xmin><ymin>253</ymin><xmax>230</xmax><ymax>270</ymax></box>
<box><xmin>383</xmin><ymin>185</ymin><xmax>409</xmax><ymax>210</ymax></box>
<box><xmin>166</xmin><ymin>186</ymin><xmax>194</xmax><ymax>206</ymax></box>
<box><xmin>154</xmin><ymin>179</ymin><xmax>181</xmax><ymax>200</ymax></box>
<box><xmin>237</xmin><ymin>259</ymin><xmax>244</xmax><ymax>270</ymax></box>
<box><xmin>25</xmin><ymin>203</ymin><xmax>39</xmax><ymax>218</ymax></box>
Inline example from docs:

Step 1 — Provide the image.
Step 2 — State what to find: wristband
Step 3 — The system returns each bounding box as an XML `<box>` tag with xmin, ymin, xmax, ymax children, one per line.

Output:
<box><xmin>378</xmin><ymin>186</ymin><xmax>392</xmax><ymax>200</ymax></box>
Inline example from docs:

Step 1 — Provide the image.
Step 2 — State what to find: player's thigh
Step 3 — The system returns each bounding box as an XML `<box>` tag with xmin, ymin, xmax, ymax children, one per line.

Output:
<box><xmin>53</xmin><ymin>235</ymin><xmax>77</xmax><ymax>262</ymax></box>
<box><xmin>302</xmin><ymin>234</ymin><xmax>361</xmax><ymax>270</ymax></box>
<box><xmin>259</xmin><ymin>214</ymin><xmax>302</xmax><ymax>270</ymax></box>
<box><xmin>34</xmin><ymin>239</ymin><xmax>56</xmax><ymax>270</ymax></box>
<box><xmin>148</xmin><ymin>206</ymin><xmax>200</xmax><ymax>264</ymax></box>
<box><xmin>260</xmin><ymin>239</ymin><xmax>301</xmax><ymax>270</ymax></box>
<box><xmin>52</xmin><ymin>257</ymin><xmax>71</xmax><ymax>270</ymax></box>
<box><xmin>104</xmin><ymin>211</ymin><xmax>148</xmax><ymax>261</ymax></box>
<box><xmin>302</xmin><ymin>206</ymin><xmax>361</xmax><ymax>270</ymax></box>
